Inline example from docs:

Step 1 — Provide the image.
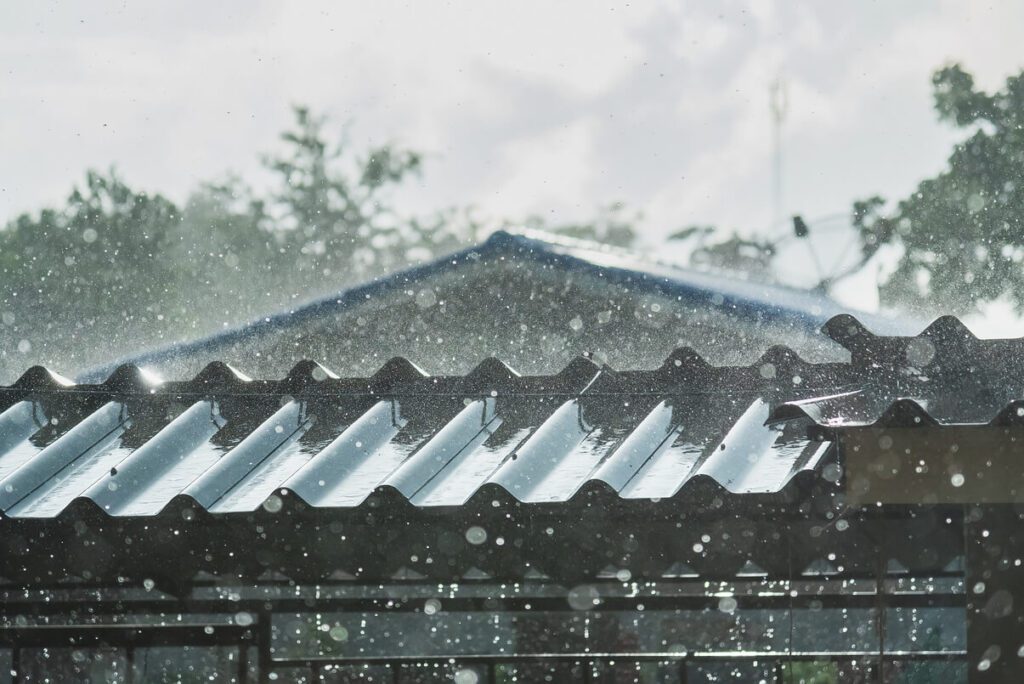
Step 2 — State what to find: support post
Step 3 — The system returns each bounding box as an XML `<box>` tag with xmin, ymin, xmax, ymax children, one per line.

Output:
<box><xmin>966</xmin><ymin>505</ymin><xmax>1024</xmax><ymax>682</ymax></box>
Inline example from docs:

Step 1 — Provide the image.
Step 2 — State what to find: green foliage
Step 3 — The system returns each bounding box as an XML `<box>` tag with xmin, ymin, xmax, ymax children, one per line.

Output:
<box><xmin>258</xmin><ymin>105</ymin><xmax>451</xmax><ymax>282</ymax></box>
<box><xmin>781</xmin><ymin>661</ymin><xmax>838</xmax><ymax>684</ymax></box>
<box><xmin>861</xmin><ymin>64</ymin><xmax>1024</xmax><ymax>314</ymax></box>
<box><xmin>669</xmin><ymin>226</ymin><xmax>776</xmax><ymax>281</ymax></box>
<box><xmin>675</xmin><ymin>64</ymin><xmax>1024</xmax><ymax>313</ymax></box>
<box><xmin>667</xmin><ymin>225</ymin><xmax>715</xmax><ymax>242</ymax></box>
<box><xmin>0</xmin><ymin>168</ymin><xmax>181</xmax><ymax>334</ymax></box>
<box><xmin>521</xmin><ymin>202</ymin><xmax>640</xmax><ymax>248</ymax></box>
<box><xmin>689</xmin><ymin>234</ymin><xmax>777</xmax><ymax>280</ymax></box>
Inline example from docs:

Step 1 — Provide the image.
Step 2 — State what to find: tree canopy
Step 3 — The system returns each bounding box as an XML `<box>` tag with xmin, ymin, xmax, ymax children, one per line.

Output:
<box><xmin>855</xmin><ymin>64</ymin><xmax>1024</xmax><ymax>314</ymax></box>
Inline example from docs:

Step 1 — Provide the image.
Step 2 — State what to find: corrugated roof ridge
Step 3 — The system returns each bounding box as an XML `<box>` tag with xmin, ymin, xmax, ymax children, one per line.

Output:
<box><xmin>822</xmin><ymin>313</ymin><xmax>1005</xmax><ymax>367</ymax></box>
<box><xmin>2</xmin><ymin>344</ymin><xmax>846</xmax><ymax>400</ymax></box>
<box><xmin>772</xmin><ymin>395</ymin><xmax>1024</xmax><ymax>429</ymax></box>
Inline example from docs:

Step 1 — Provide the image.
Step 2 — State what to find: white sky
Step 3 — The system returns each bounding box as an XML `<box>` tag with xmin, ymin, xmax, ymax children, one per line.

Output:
<box><xmin>1</xmin><ymin>1</ymin><xmax>1021</xmax><ymax>328</ymax></box>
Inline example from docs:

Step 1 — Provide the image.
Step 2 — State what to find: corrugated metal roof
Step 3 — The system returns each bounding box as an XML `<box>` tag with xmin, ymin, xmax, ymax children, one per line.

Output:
<box><xmin>78</xmin><ymin>230</ymin><xmax>910</xmax><ymax>383</ymax></box>
<box><xmin>0</xmin><ymin>314</ymin><xmax>1008</xmax><ymax>520</ymax></box>
<box><xmin>770</xmin><ymin>314</ymin><xmax>1024</xmax><ymax>427</ymax></box>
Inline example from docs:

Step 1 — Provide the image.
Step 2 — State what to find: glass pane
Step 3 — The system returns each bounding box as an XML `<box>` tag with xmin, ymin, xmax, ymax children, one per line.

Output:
<box><xmin>885</xmin><ymin>607</ymin><xmax>966</xmax><ymax>653</ymax></box>
<box><xmin>686</xmin><ymin>661</ymin><xmax>776</xmax><ymax>683</ymax></box>
<box><xmin>132</xmin><ymin>646</ymin><xmax>243</xmax><ymax>684</ymax></box>
<box><xmin>272</xmin><ymin>609</ymin><xmax>796</xmax><ymax>659</ymax></box>
<box><xmin>267</xmin><ymin>667</ymin><xmax>314</xmax><ymax>684</ymax></box>
<box><xmin>792</xmin><ymin>608</ymin><xmax>879</xmax><ymax>653</ymax></box>
<box><xmin>883</xmin><ymin>660</ymin><xmax>967</xmax><ymax>683</ymax></box>
<box><xmin>18</xmin><ymin>647</ymin><xmax>127</xmax><ymax>684</ymax></box>
<box><xmin>781</xmin><ymin>660</ymin><xmax>875</xmax><ymax>684</ymax></box>
<box><xmin>320</xmin><ymin>664</ymin><xmax>393</xmax><ymax>683</ymax></box>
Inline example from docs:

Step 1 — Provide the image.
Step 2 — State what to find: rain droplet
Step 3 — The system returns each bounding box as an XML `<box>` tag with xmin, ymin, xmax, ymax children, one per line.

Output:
<box><xmin>329</xmin><ymin>625</ymin><xmax>349</xmax><ymax>642</ymax></box>
<box><xmin>718</xmin><ymin>596</ymin><xmax>738</xmax><ymax>614</ymax></box>
<box><xmin>454</xmin><ymin>669</ymin><xmax>479</xmax><ymax>684</ymax></box>
<box><xmin>951</xmin><ymin>473</ymin><xmax>965</xmax><ymax>488</ymax></box>
<box><xmin>262</xmin><ymin>495</ymin><xmax>283</xmax><ymax>513</ymax></box>
<box><xmin>822</xmin><ymin>463</ymin><xmax>843</xmax><ymax>483</ymax></box>
<box><xmin>424</xmin><ymin>598</ymin><xmax>441</xmax><ymax>615</ymax></box>
<box><xmin>415</xmin><ymin>288</ymin><xmax>437</xmax><ymax>308</ymax></box>
<box><xmin>567</xmin><ymin>585</ymin><xmax>601</xmax><ymax>611</ymax></box>
<box><xmin>465</xmin><ymin>526</ymin><xmax>487</xmax><ymax>545</ymax></box>
<box><xmin>234</xmin><ymin>611</ymin><xmax>254</xmax><ymax>627</ymax></box>
<box><xmin>905</xmin><ymin>338</ymin><xmax>936</xmax><ymax>367</ymax></box>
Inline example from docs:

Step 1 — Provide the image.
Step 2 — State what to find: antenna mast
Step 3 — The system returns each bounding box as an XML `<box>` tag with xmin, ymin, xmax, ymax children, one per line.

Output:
<box><xmin>769</xmin><ymin>76</ymin><xmax>789</xmax><ymax>230</ymax></box>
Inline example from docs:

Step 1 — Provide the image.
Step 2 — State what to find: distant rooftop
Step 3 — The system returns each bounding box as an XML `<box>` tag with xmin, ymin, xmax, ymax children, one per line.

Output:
<box><xmin>81</xmin><ymin>230</ymin><xmax>907</xmax><ymax>383</ymax></box>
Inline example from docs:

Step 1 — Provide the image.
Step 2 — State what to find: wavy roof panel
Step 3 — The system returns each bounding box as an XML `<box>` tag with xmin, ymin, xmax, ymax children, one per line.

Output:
<box><xmin>4</xmin><ymin>315</ymin><xmax>1018</xmax><ymax>520</ymax></box>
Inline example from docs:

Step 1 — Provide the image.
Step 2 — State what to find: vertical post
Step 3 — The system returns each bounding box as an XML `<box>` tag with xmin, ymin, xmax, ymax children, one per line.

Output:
<box><xmin>965</xmin><ymin>505</ymin><xmax>1024</xmax><ymax>682</ymax></box>
<box><xmin>257</xmin><ymin>611</ymin><xmax>272</xmax><ymax>684</ymax></box>
<box><xmin>785</xmin><ymin>521</ymin><xmax>794</xmax><ymax>684</ymax></box>
<box><xmin>876</xmin><ymin>546</ymin><xmax>886</xmax><ymax>683</ymax></box>
<box><xmin>236</xmin><ymin>644</ymin><xmax>248</xmax><ymax>684</ymax></box>
<box><xmin>769</xmin><ymin>76</ymin><xmax>788</xmax><ymax>230</ymax></box>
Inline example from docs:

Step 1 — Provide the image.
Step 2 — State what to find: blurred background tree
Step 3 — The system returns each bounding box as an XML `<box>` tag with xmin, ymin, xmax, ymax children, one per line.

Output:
<box><xmin>852</xmin><ymin>64</ymin><xmax>1024</xmax><ymax>315</ymax></box>
<box><xmin>674</xmin><ymin>63</ymin><xmax>1024</xmax><ymax>315</ymax></box>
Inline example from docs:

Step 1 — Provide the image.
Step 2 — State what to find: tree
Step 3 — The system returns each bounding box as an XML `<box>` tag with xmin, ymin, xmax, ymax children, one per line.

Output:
<box><xmin>261</xmin><ymin>105</ymin><xmax>469</xmax><ymax>283</ymax></box>
<box><xmin>1</xmin><ymin>168</ymin><xmax>180</xmax><ymax>327</ymax></box>
<box><xmin>855</xmin><ymin>64</ymin><xmax>1024</xmax><ymax>314</ymax></box>
<box><xmin>521</xmin><ymin>202</ymin><xmax>639</xmax><ymax>248</ymax></box>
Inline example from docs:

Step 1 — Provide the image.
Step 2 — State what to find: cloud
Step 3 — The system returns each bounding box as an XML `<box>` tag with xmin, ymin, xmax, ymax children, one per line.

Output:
<box><xmin>487</xmin><ymin>118</ymin><xmax>600</xmax><ymax>218</ymax></box>
<box><xmin>0</xmin><ymin>0</ymin><xmax>1021</xmax><ymax>253</ymax></box>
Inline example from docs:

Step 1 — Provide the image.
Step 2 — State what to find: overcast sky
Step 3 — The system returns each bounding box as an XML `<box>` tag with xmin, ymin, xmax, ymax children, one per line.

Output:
<box><xmin>2</xmin><ymin>1</ymin><xmax>1021</xmax><ymax>257</ymax></box>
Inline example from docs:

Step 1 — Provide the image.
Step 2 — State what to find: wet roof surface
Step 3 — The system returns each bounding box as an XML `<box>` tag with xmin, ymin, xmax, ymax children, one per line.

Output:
<box><xmin>77</xmin><ymin>231</ymin><xmax>909</xmax><ymax>383</ymax></box>
<box><xmin>0</xmin><ymin>315</ymin><xmax>1009</xmax><ymax>521</ymax></box>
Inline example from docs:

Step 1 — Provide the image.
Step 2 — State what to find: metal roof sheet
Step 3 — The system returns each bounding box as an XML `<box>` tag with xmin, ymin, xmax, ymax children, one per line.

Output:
<box><xmin>78</xmin><ymin>230</ymin><xmax>910</xmax><ymax>383</ymax></box>
<box><xmin>1</xmin><ymin>314</ymin><xmax>1010</xmax><ymax>520</ymax></box>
